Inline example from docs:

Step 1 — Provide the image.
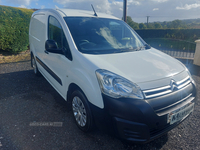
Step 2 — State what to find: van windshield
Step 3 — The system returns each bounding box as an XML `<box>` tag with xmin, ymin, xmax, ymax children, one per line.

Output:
<box><xmin>64</xmin><ymin>17</ymin><xmax>148</xmax><ymax>54</ymax></box>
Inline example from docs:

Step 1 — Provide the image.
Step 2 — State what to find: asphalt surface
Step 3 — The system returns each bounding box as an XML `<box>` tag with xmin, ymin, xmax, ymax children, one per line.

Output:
<box><xmin>0</xmin><ymin>60</ymin><xmax>200</xmax><ymax>150</ymax></box>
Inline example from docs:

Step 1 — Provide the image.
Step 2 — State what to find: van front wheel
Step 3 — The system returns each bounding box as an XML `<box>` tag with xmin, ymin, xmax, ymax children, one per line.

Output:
<box><xmin>71</xmin><ymin>90</ymin><xmax>94</xmax><ymax>132</ymax></box>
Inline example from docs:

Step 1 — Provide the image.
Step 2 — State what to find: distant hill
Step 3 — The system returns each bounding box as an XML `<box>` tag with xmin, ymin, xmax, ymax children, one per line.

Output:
<box><xmin>150</xmin><ymin>18</ymin><xmax>200</xmax><ymax>29</ymax></box>
<box><xmin>181</xmin><ymin>18</ymin><xmax>200</xmax><ymax>29</ymax></box>
<box><xmin>128</xmin><ymin>16</ymin><xmax>200</xmax><ymax>29</ymax></box>
<box><xmin>182</xmin><ymin>18</ymin><xmax>200</xmax><ymax>24</ymax></box>
<box><xmin>0</xmin><ymin>5</ymin><xmax>33</xmax><ymax>52</ymax></box>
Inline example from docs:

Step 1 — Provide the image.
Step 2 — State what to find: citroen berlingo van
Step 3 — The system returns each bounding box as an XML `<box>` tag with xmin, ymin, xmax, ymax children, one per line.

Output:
<box><xmin>29</xmin><ymin>8</ymin><xmax>196</xmax><ymax>143</ymax></box>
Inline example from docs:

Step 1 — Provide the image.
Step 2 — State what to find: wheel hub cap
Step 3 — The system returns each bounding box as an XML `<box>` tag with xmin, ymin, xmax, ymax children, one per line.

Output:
<box><xmin>72</xmin><ymin>96</ymin><xmax>87</xmax><ymax>127</ymax></box>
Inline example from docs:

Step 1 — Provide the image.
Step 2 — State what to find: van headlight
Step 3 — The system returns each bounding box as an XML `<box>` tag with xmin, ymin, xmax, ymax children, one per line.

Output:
<box><xmin>96</xmin><ymin>69</ymin><xmax>144</xmax><ymax>99</ymax></box>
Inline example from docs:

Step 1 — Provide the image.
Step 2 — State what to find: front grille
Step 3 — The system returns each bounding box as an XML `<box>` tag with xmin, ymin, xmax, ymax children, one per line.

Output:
<box><xmin>143</xmin><ymin>76</ymin><xmax>191</xmax><ymax>99</ymax></box>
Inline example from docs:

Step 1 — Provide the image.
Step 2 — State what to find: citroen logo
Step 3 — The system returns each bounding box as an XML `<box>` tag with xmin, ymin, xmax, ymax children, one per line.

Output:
<box><xmin>170</xmin><ymin>80</ymin><xmax>178</xmax><ymax>91</ymax></box>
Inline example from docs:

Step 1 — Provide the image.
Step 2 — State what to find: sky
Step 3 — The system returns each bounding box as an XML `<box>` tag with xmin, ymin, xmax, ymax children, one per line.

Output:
<box><xmin>1</xmin><ymin>0</ymin><xmax>200</xmax><ymax>23</ymax></box>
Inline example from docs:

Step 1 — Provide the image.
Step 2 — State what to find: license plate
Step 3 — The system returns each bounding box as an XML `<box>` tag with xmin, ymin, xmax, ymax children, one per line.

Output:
<box><xmin>167</xmin><ymin>103</ymin><xmax>194</xmax><ymax>125</ymax></box>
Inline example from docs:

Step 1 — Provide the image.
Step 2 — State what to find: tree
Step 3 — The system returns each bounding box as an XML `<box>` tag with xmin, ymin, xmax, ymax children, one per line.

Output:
<box><xmin>171</xmin><ymin>20</ymin><xmax>182</xmax><ymax>28</ymax></box>
<box><xmin>154</xmin><ymin>22</ymin><xmax>162</xmax><ymax>29</ymax></box>
<box><xmin>167</xmin><ymin>19</ymin><xmax>184</xmax><ymax>29</ymax></box>
<box><xmin>139</xmin><ymin>23</ymin><xmax>147</xmax><ymax>29</ymax></box>
<box><xmin>147</xmin><ymin>23</ymin><xmax>154</xmax><ymax>29</ymax></box>
<box><xmin>126</xmin><ymin>16</ymin><xmax>139</xmax><ymax>29</ymax></box>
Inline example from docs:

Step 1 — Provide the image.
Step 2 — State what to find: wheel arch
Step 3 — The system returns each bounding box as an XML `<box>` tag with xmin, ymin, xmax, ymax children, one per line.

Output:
<box><xmin>67</xmin><ymin>83</ymin><xmax>84</xmax><ymax>103</ymax></box>
<box><xmin>66</xmin><ymin>69</ymin><xmax>104</xmax><ymax>109</ymax></box>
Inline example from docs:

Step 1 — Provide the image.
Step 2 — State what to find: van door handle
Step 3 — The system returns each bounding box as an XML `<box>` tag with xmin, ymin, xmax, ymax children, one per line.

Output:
<box><xmin>44</xmin><ymin>50</ymin><xmax>49</xmax><ymax>54</ymax></box>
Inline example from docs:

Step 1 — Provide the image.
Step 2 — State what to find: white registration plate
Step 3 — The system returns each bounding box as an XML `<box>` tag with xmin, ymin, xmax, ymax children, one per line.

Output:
<box><xmin>167</xmin><ymin>103</ymin><xmax>194</xmax><ymax>125</ymax></box>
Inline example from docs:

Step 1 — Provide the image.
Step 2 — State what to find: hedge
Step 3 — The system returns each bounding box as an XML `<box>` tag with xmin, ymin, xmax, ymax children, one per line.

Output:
<box><xmin>0</xmin><ymin>5</ymin><xmax>33</xmax><ymax>53</ymax></box>
<box><xmin>135</xmin><ymin>29</ymin><xmax>200</xmax><ymax>42</ymax></box>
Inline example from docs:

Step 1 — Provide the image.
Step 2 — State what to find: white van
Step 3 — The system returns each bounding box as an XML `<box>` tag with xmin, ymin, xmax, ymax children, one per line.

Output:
<box><xmin>29</xmin><ymin>9</ymin><xmax>196</xmax><ymax>143</ymax></box>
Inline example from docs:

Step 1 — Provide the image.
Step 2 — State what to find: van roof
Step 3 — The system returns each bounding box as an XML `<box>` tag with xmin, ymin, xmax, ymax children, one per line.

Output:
<box><xmin>33</xmin><ymin>8</ymin><xmax>120</xmax><ymax>20</ymax></box>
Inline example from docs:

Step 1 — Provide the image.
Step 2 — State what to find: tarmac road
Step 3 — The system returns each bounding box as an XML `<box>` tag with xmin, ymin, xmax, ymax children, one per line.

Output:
<box><xmin>0</xmin><ymin>60</ymin><xmax>200</xmax><ymax>150</ymax></box>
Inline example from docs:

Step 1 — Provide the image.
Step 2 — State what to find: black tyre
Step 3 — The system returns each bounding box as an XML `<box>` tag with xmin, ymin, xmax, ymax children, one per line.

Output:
<box><xmin>31</xmin><ymin>54</ymin><xmax>41</xmax><ymax>76</ymax></box>
<box><xmin>71</xmin><ymin>90</ymin><xmax>94</xmax><ymax>132</ymax></box>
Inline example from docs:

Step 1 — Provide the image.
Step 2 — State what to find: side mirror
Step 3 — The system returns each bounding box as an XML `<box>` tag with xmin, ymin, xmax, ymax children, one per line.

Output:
<box><xmin>45</xmin><ymin>40</ymin><xmax>58</xmax><ymax>50</ymax></box>
<box><xmin>45</xmin><ymin>40</ymin><xmax>63</xmax><ymax>55</ymax></box>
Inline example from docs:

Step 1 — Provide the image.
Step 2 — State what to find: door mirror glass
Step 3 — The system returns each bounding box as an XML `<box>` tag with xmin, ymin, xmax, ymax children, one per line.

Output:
<box><xmin>45</xmin><ymin>39</ymin><xmax>58</xmax><ymax>50</ymax></box>
<box><xmin>45</xmin><ymin>40</ymin><xmax>63</xmax><ymax>54</ymax></box>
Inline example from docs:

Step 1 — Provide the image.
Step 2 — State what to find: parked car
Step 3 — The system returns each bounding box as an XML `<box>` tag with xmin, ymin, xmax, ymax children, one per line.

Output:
<box><xmin>29</xmin><ymin>8</ymin><xmax>196</xmax><ymax>143</ymax></box>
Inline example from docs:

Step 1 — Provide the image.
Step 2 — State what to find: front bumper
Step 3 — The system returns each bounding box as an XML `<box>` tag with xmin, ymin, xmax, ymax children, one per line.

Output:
<box><xmin>90</xmin><ymin>82</ymin><xmax>196</xmax><ymax>143</ymax></box>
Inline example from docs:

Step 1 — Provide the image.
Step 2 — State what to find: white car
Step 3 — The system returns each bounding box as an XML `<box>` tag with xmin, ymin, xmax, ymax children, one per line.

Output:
<box><xmin>29</xmin><ymin>8</ymin><xmax>196</xmax><ymax>143</ymax></box>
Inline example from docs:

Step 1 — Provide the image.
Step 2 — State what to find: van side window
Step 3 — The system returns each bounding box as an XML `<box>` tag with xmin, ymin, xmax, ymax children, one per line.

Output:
<box><xmin>48</xmin><ymin>16</ymin><xmax>72</xmax><ymax>60</ymax></box>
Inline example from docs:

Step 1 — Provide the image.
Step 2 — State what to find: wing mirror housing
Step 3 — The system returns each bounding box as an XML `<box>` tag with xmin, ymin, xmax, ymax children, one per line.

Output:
<box><xmin>45</xmin><ymin>40</ymin><xmax>63</xmax><ymax>54</ymax></box>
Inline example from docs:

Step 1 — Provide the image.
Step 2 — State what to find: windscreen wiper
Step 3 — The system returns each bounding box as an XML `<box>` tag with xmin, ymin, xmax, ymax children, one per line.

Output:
<box><xmin>132</xmin><ymin>46</ymin><xmax>146</xmax><ymax>51</ymax></box>
<box><xmin>135</xmin><ymin>44</ymin><xmax>151</xmax><ymax>51</ymax></box>
<box><xmin>144</xmin><ymin>44</ymin><xmax>151</xmax><ymax>49</ymax></box>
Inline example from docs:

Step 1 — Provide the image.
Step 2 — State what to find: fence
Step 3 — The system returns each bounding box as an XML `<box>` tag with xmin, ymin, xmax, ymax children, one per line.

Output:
<box><xmin>144</xmin><ymin>38</ymin><xmax>196</xmax><ymax>60</ymax></box>
<box><xmin>160</xmin><ymin>50</ymin><xmax>194</xmax><ymax>60</ymax></box>
<box><xmin>136</xmin><ymin>29</ymin><xmax>200</xmax><ymax>43</ymax></box>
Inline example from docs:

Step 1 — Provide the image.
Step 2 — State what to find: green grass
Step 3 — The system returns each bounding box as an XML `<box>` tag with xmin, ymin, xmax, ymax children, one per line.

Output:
<box><xmin>144</xmin><ymin>38</ymin><xmax>196</xmax><ymax>52</ymax></box>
